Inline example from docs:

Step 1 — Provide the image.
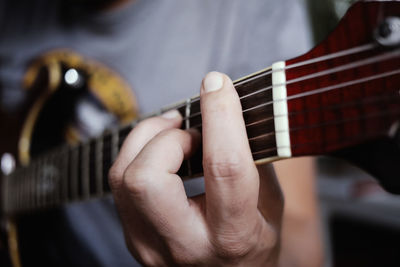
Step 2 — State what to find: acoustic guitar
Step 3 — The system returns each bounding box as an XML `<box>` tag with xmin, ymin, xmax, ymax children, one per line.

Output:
<box><xmin>1</xmin><ymin>0</ymin><xmax>400</xmax><ymax>266</ymax></box>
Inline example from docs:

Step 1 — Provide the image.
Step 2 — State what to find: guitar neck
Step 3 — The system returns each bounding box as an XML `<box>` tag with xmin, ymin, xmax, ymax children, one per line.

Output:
<box><xmin>4</xmin><ymin>0</ymin><xmax>400</xmax><ymax>215</ymax></box>
<box><xmin>0</xmin><ymin>66</ymin><xmax>280</xmax><ymax>215</ymax></box>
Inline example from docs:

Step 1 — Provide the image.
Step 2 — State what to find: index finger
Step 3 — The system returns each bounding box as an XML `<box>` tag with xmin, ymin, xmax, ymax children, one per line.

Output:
<box><xmin>200</xmin><ymin>72</ymin><xmax>259</xmax><ymax>228</ymax></box>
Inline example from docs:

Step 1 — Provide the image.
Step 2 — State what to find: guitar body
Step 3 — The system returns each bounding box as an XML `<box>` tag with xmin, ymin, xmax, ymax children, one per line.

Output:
<box><xmin>0</xmin><ymin>50</ymin><xmax>138</xmax><ymax>266</ymax></box>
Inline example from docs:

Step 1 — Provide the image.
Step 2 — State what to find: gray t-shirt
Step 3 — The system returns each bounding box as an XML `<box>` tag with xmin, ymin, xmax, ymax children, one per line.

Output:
<box><xmin>0</xmin><ymin>0</ymin><xmax>311</xmax><ymax>266</ymax></box>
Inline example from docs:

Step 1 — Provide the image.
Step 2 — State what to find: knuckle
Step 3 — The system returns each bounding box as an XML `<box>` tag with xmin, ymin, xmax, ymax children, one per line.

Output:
<box><xmin>122</xmin><ymin>164</ymin><xmax>151</xmax><ymax>197</ymax></box>
<box><xmin>169</xmin><ymin>251</ymin><xmax>195</xmax><ymax>266</ymax></box>
<box><xmin>213</xmin><ymin>234</ymin><xmax>254</xmax><ymax>259</ymax></box>
<box><xmin>157</xmin><ymin>128</ymin><xmax>184</xmax><ymax>140</ymax></box>
<box><xmin>203</xmin><ymin>155</ymin><xmax>245</xmax><ymax>179</ymax></box>
<box><xmin>212</xmin><ymin>222</ymin><xmax>263</xmax><ymax>260</ymax></box>
<box><xmin>108</xmin><ymin>165</ymin><xmax>123</xmax><ymax>190</ymax></box>
<box><xmin>136</xmin><ymin>249</ymin><xmax>159</xmax><ymax>267</ymax></box>
<box><xmin>135</xmin><ymin>116</ymin><xmax>174</xmax><ymax>135</ymax></box>
<box><xmin>156</xmin><ymin>128</ymin><xmax>186</xmax><ymax>152</ymax></box>
<box><xmin>168</xmin><ymin>242</ymin><xmax>204</xmax><ymax>266</ymax></box>
<box><xmin>135</xmin><ymin>116</ymin><xmax>162</xmax><ymax>131</ymax></box>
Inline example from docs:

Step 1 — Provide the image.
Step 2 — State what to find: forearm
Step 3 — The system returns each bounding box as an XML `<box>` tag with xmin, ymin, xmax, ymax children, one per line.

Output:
<box><xmin>274</xmin><ymin>158</ymin><xmax>324</xmax><ymax>267</ymax></box>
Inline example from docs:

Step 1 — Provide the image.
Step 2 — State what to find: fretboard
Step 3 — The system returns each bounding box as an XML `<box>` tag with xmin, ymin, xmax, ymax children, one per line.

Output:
<box><xmin>1</xmin><ymin>67</ymin><xmax>278</xmax><ymax>216</ymax></box>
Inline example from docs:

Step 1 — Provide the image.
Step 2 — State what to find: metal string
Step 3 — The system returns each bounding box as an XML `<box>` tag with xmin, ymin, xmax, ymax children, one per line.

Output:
<box><xmin>6</xmin><ymin>42</ymin><xmax>398</xmax><ymax>212</ymax></box>
<box><xmin>164</xmin><ymin>42</ymin><xmax>377</xmax><ymax>112</ymax></box>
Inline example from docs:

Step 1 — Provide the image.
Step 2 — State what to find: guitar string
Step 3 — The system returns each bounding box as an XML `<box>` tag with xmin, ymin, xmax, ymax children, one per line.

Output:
<box><xmin>10</xmin><ymin>42</ymin><xmax>383</xmax><ymax>171</ymax></box>
<box><xmin>251</xmin><ymin>128</ymin><xmax>392</xmax><ymax>156</ymax></box>
<box><xmin>10</xmin><ymin>106</ymin><xmax>400</xmax><ymax>212</ymax></box>
<box><xmin>10</xmin><ymin>65</ymin><xmax>400</xmax><ymax>189</ymax></box>
<box><xmin>119</xmin><ymin>42</ymin><xmax>385</xmax><ymax>132</ymax></box>
<box><xmin>19</xmin><ymin>104</ymin><xmax>400</xmax><ymax>209</ymax></box>
<box><xmin>168</xmin><ymin>42</ymin><xmax>377</xmax><ymax>111</ymax></box>
<box><xmin>14</xmin><ymin>71</ymin><xmax>400</xmax><ymax>186</ymax></box>
<box><xmin>246</xmin><ymin>92</ymin><xmax>400</xmax><ymax>133</ymax></box>
<box><xmin>5</xmin><ymin>44</ymin><xmax>395</xmax><ymax>210</ymax></box>
<box><xmin>182</xmin><ymin>48</ymin><xmax>400</xmax><ymax>121</ymax></box>
<box><xmin>115</xmin><ymin>98</ymin><xmax>400</xmax><ymax>156</ymax></box>
<box><xmin>187</xmin><ymin>68</ymin><xmax>400</xmax><ymax>129</ymax></box>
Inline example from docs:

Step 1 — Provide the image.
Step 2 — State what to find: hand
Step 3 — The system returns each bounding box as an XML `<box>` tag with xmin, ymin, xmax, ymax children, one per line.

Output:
<box><xmin>109</xmin><ymin>72</ymin><xmax>284</xmax><ymax>266</ymax></box>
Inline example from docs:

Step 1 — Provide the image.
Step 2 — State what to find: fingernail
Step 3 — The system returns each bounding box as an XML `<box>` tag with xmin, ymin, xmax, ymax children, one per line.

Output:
<box><xmin>203</xmin><ymin>72</ymin><xmax>224</xmax><ymax>93</ymax></box>
<box><xmin>161</xmin><ymin>109</ymin><xmax>181</xmax><ymax>119</ymax></box>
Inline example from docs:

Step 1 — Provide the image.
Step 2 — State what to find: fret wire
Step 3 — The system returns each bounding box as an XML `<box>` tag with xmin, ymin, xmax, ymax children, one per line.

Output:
<box><xmin>15</xmin><ymin>169</ymin><xmax>21</xmax><ymax>212</ymax></box>
<box><xmin>55</xmin><ymin>151</ymin><xmax>62</xmax><ymax>205</ymax></box>
<box><xmin>29</xmin><ymin>163</ymin><xmax>35</xmax><ymax>210</ymax></box>
<box><xmin>95</xmin><ymin>139</ymin><xmax>104</xmax><ymax>196</ymax></box>
<box><xmin>2</xmin><ymin>174</ymin><xmax>9</xmax><ymax>213</ymax></box>
<box><xmin>81</xmin><ymin>143</ymin><xmax>90</xmax><ymax>199</ymax></box>
<box><xmin>185</xmin><ymin>98</ymin><xmax>192</xmax><ymax>177</ymax></box>
<box><xmin>30</xmin><ymin>161</ymin><xmax>36</xmax><ymax>211</ymax></box>
<box><xmin>12</xmin><ymin>171</ymin><xmax>17</xmax><ymax>211</ymax></box>
<box><xmin>16</xmin><ymin>172</ymin><xmax>19</xmax><ymax>210</ymax></box>
<box><xmin>49</xmin><ymin>152</ymin><xmax>56</xmax><ymax>206</ymax></box>
<box><xmin>34</xmin><ymin>159</ymin><xmax>40</xmax><ymax>209</ymax></box>
<box><xmin>10</xmin><ymin>174</ymin><xmax>15</xmax><ymax>212</ymax></box>
<box><xmin>23</xmin><ymin>164</ymin><xmax>29</xmax><ymax>211</ymax></box>
<box><xmin>7</xmin><ymin>175</ymin><xmax>12</xmax><ymax>213</ymax></box>
<box><xmin>48</xmin><ymin>154</ymin><xmax>56</xmax><ymax>207</ymax></box>
<box><xmin>70</xmin><ymin>146</ymin><xmax>79</xmax><ymax>200</ymax></box>
<box><xmin>43</xmin><ymin>155</ymin><xmax>49</xmax><ymax>208</ymax></box>
<box><xmin>12</xmin><ymin>172</ymin><xmax>17</xmax><ymax>212</ymax></box>
<box><xmin>15</xmin><ymin>172</ymin><xmax>20</xmax><ymax>211</ymax></box>
<box><xmin>17</xmin><ymin>168</ymin><xmax>23</xmax><ymax>212</ymax></box>
<box><xmin>102</xmin><ymin>133</ymin><xmax>112</xmax><ymax>193</ymax></box>
<box><xmin>111</xmin><ymin>129</ymin><xmax>119</xmax><ymax>163</ymax></box>
<box><xmin>47</xmin><ymin>153</ymin><xmax>54</xmax><ymax>207</ymax></box>
<box><xmin>49</xmin><ymin>155</ymin><xmax>55</xmax><ymax>207</ymax></box>
<box><xmin>23</xmin><ymin>166</ymin><xmax>29</xmax><ymax>211</ymax></box>
<box><xmin>9</xmin><ymin>172</ymin><xmax>15</xmax><ymax>212</ymax></box>
<box><xmin>37</xmin><ymin>157</ymin><xmax>44</xmax><ymax>209</ymax></box>
<box><xmin>22</xmin><ymin>167</ymin><xmax>28</xmax><ymax>211</ymax></box>
<box><xmin>185</xmin><ymin>98</ymin><xmax>191</xmax><ymax>130</ymax></box>
<box><xmin>61</xmin><ymin>147</ymin><xmax>69</xmax><ymax>202</ymax></box>
<box><xmin>12</xmin><ymin>170</ymin><xmax>17</xmax><ymax>211</ymax></box>
<box><xmin>53</xmin><ymin>152</ymin><xmax>61</xmax><ymax>206</ymax></box>
<box><xmin>23</xmin><ymin>168</ymin><xmax>28</xmax><ymax>211</ymax></box>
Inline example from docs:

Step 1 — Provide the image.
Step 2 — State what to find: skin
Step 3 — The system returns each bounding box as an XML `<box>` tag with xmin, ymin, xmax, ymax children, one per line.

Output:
<box><xmin>109</xmin><ymin>72</ymin><xmax>322</xmax><ymax>266</ymax></box>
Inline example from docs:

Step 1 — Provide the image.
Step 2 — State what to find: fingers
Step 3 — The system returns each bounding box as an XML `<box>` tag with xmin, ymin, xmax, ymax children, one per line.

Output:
<box><xmin>109</xmin><ymin>110</ymin><xmax>182</xmax><ymax>191</ymax></box>
<box><xmin>257</xmin><ymin>164</ymin><xmax>283</xmax><ymax>228</ymax></box>
<box><xmin>122</xmin><ymin>128</ymin><xmax>204</xmax><ymax>236</ymax></box>
<box><xmin>200</xmin><ymin>72</ymin><xmax>260</xmax><ymax>227</ymax></box>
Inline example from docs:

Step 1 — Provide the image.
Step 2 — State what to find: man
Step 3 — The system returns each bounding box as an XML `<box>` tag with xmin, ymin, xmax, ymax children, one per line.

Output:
<box><xmin>109</xmin><ymin>72</ymin><xmax>323</xmax><ymax>266</ymax></box>
<box><xmin>0</xmin><ymin>0</ymin><xmax>323</xmax><ymax>265</ymax></box>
